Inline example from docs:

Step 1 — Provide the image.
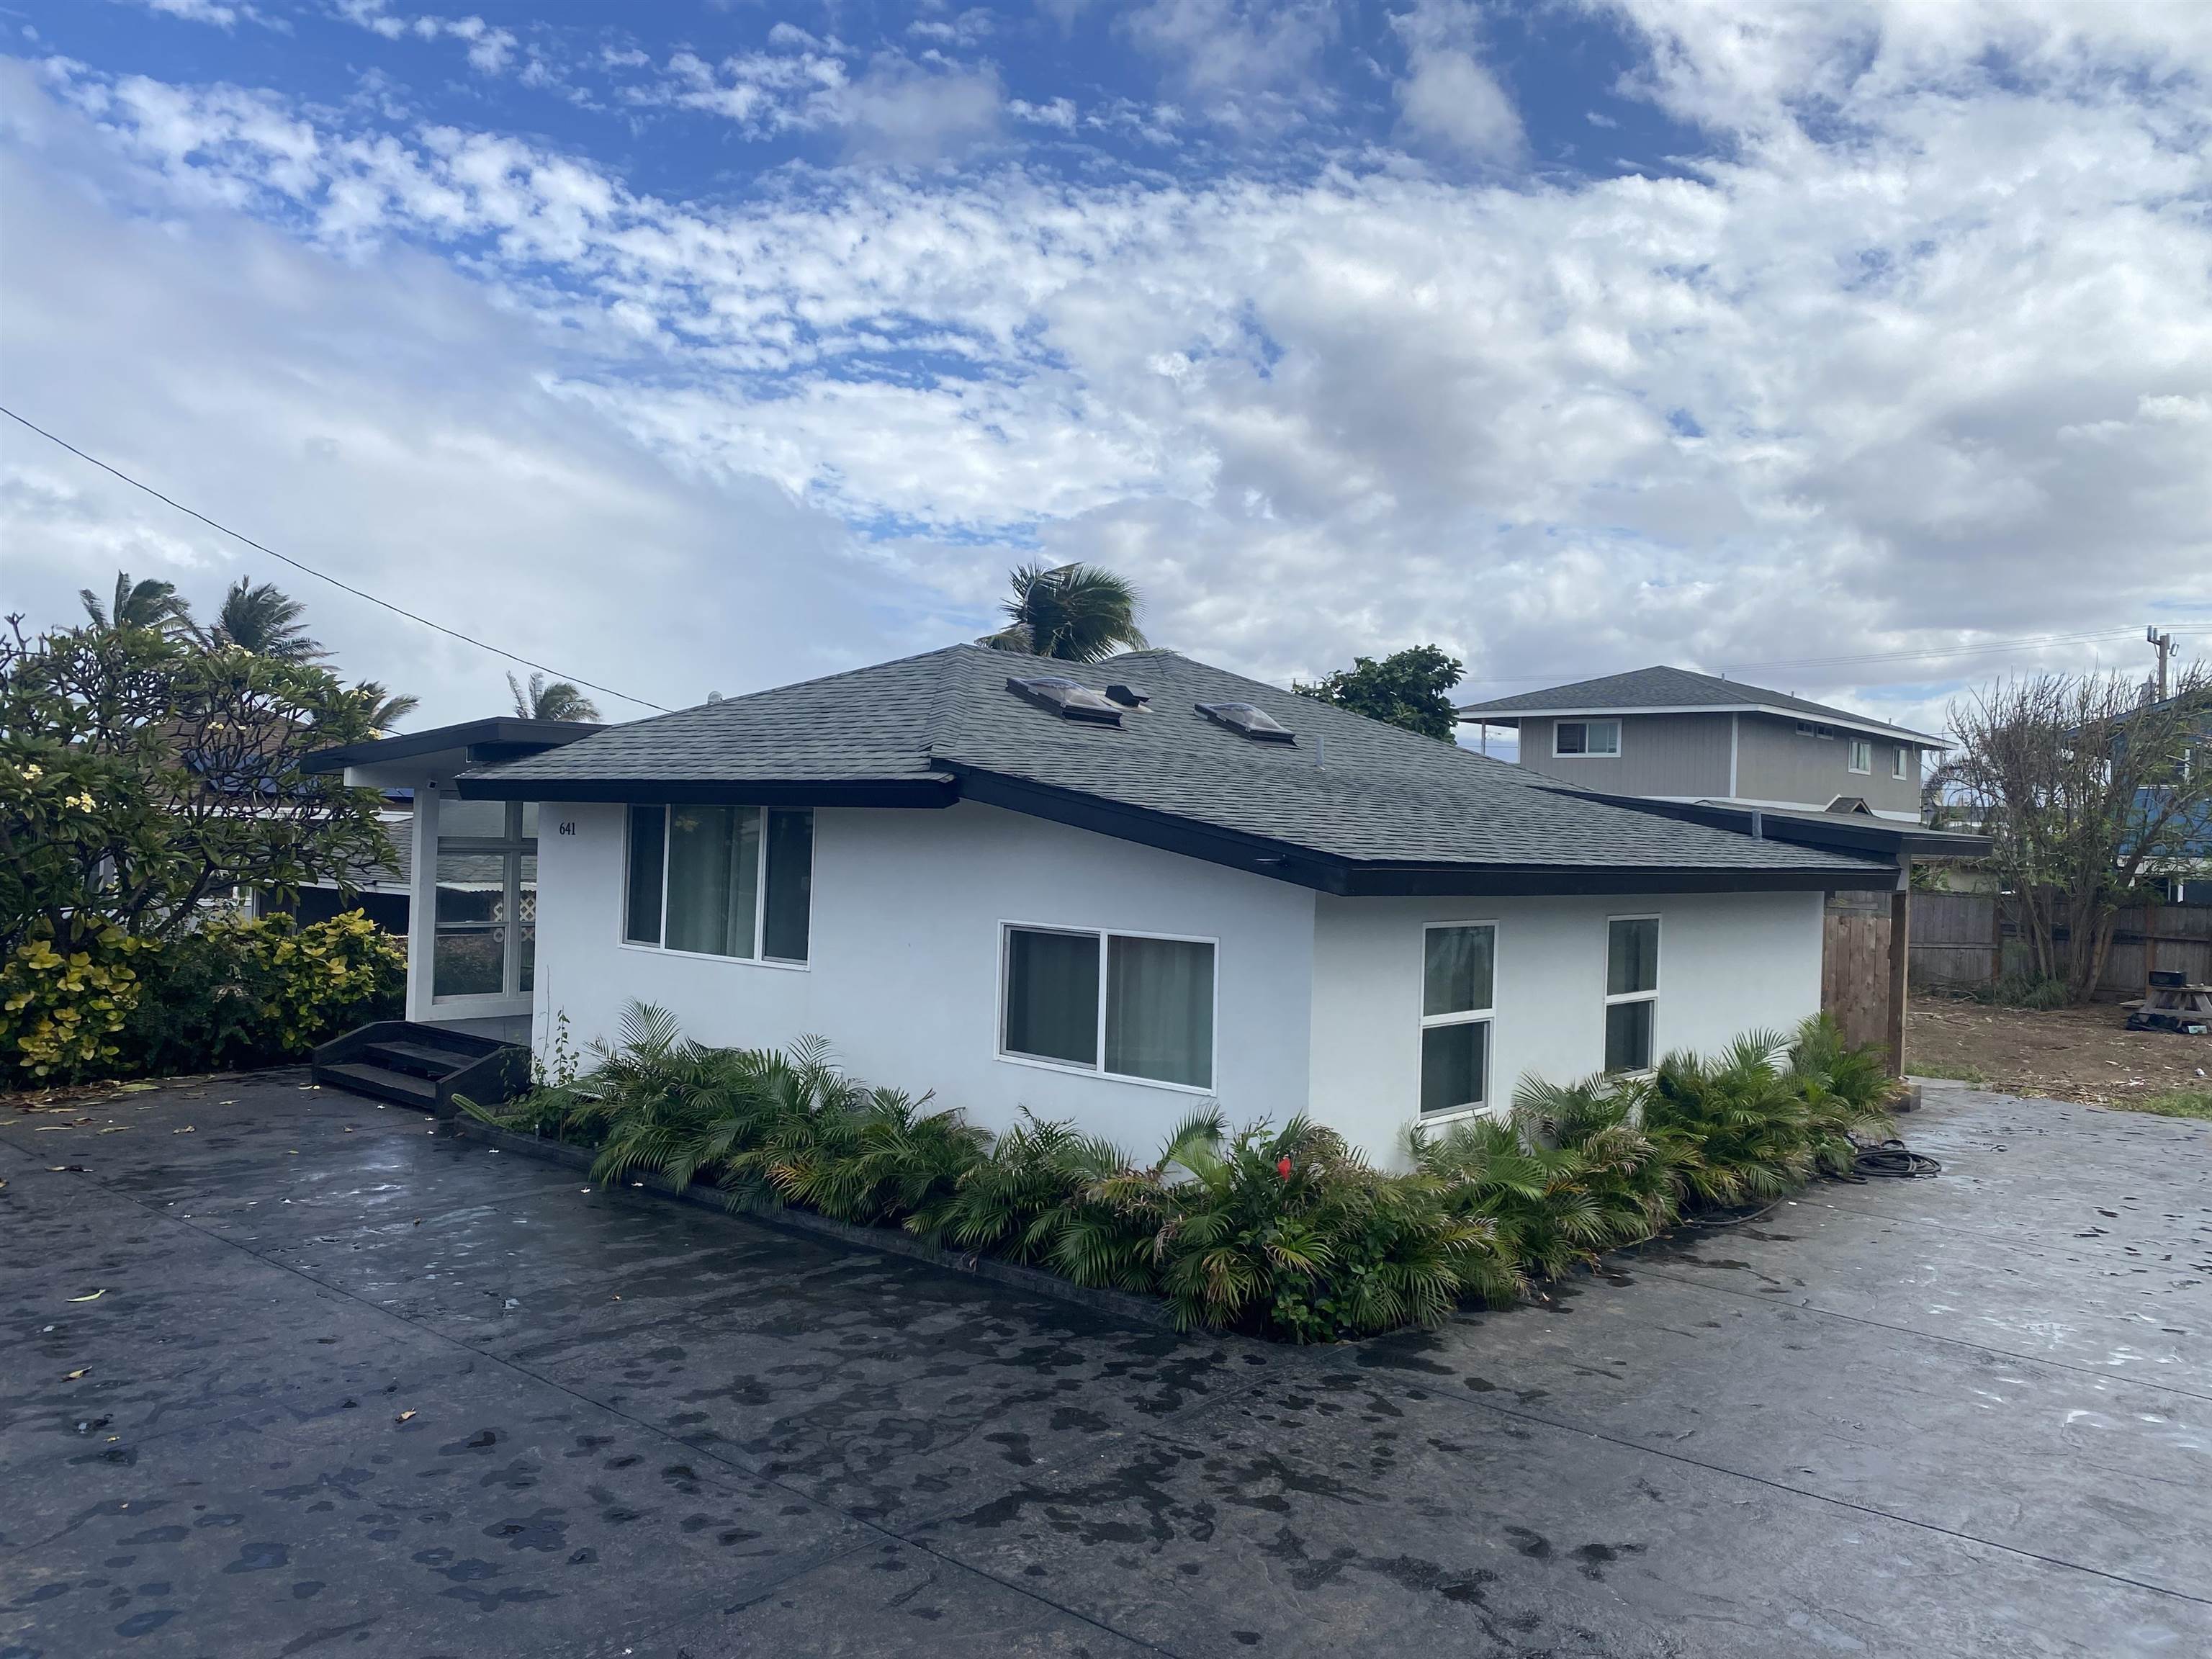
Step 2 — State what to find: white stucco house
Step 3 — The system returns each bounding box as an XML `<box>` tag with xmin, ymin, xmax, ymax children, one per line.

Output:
<box><xmin>305</xmin><ymin>646</ymin><xmax>1961</xmax><ymax>1160</ymax></box>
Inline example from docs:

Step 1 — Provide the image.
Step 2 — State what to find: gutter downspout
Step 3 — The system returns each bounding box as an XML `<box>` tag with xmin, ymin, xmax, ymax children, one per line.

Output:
<box><xmin>1729</xmin><ymin>712</ymin><xmax>1740</xmax><ymax>801</ymax></box>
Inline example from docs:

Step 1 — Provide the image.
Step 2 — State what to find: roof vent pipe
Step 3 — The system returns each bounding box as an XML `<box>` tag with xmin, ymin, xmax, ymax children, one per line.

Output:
<box><xmin>1748</xmin><ymin>809</ymin><xmax>1763</xmax><ymax>840</ymax></box>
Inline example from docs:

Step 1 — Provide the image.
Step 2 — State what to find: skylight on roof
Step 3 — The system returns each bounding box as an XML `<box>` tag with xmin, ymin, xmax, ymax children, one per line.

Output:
<box><xmin>1007</xmin><ymin>675</ymin><xmax>1123</xmax><ymax>725</ymax></box>
<box><xmin>1195</xmin><ymin>701</ymin><xmax>1295</xmax><ymax>744</ymax></box>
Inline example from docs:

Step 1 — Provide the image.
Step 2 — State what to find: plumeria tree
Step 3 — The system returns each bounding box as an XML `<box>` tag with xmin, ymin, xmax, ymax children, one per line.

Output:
<box><xmin>0</xmin><ymin>614</ymin><xmax>390</xmax><ymax>960</ymax></box>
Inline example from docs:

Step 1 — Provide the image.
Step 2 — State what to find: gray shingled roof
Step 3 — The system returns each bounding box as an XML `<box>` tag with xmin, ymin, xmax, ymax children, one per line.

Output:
<box><xmin>1455</xmin><ymin>665</ymin><xmax>1942</xmax><ymax>745</ymax></box>
<box><xmin>469</xmin><ymin>646</ymin><xmax>1891</xmax><ymax>885</ymax></box>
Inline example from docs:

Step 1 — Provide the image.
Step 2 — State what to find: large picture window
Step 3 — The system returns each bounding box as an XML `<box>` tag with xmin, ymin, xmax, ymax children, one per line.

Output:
<box><xmin>624</xmin><ymin>804</ymin><xmax>813</xmax><ymax>965</ymax></box>
<box><xmin>1419</xmin><ymin>922</ymin><xmax>1496</xmax><ymax>1116</ymax></box>
<box><xmin>1604</xmin><ymin>917</ymin><xmax>1659</xmax><ymax>1074</ymax></box>
<box><xmin>1001</xmin><ymin>925</ymin><xmax>1215</xmax><ymax>1090</ymax></box>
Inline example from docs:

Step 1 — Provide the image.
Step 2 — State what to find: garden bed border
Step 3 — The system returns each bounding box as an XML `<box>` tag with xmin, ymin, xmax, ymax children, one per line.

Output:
<box><xmin>446</xmin><ymin>1115</ymin><xmax>1180</xmax><ymax>1332</ymax></box>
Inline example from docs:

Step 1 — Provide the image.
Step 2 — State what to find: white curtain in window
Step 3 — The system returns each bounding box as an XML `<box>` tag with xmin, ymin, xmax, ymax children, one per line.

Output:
<box><xmin>666</xmin><ymin>806</ymin><xmax>759</xmax><ymax>958</ymax></box>
<box><xmin>1106</xmin><ymin>935</ymin><xmax>1214</xmax><ymax>1088</ymax></box>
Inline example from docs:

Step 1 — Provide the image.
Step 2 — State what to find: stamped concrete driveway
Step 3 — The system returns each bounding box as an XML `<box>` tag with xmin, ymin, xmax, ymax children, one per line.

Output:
<box><xmin>2</xmin><ymin>1072</ymin><xmax>2208</xmax><ymax>1658</ymax></box>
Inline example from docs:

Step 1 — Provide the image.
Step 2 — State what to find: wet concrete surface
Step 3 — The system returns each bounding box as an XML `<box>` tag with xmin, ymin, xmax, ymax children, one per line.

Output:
<box><xmin>2</xmin><ymin>1075</ymin><xmax>2207</xmax><ymax>1657</ymax></box>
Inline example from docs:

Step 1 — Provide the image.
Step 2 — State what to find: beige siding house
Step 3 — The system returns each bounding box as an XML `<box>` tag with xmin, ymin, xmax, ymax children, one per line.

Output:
<box><xmin>1460</xmin><ymin>666</ymin><xmax>1939</xmax><ymax>824</ymax></box>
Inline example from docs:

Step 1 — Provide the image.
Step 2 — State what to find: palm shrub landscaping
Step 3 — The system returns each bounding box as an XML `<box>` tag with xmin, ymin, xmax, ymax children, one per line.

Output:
<box><xmin>469</xmin><ymin>1001</ymin><xmax>1896</xmax><ymax>1342</ymax></box>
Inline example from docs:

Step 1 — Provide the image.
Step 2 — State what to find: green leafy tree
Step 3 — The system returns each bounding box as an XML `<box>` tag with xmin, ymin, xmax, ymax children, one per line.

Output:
<box><xmin>1292</xmin><ymin>644</ymin><xmax>1465</xmax><ymax>739</ymax></box>
<box><xmin>80</xmin><ymin>570</ymin><xmax>192</xmax><ymax>636</ymax></box>
<box><xmin>204</xmin><ymin>577</ymin><xmax>324</xmax><ymax>661</ymax></box>
<box><xmin>508</xmin><ymin>670</ymin><xmax>600</xmax><ymax>723</ymax></box>
<box><xmin>0</xmin><ymin>614</ymin><xmax>389</xmax><ymax>961</ymax></box>
<box><xmin>980</xmin><ymin>562</ymin><xmax>1148</xmax><ymax>662</ymax></box>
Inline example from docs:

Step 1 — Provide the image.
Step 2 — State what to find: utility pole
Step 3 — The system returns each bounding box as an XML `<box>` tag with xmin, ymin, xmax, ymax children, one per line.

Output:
<box><xmin>2147</xmin><ymin>625</ymin><xmax>2175</xmax><ymax>701</ymax></box>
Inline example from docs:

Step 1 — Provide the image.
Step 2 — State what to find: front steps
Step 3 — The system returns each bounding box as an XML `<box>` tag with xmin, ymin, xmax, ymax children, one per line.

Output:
<box><xmin>310</xmin><ymin>1020</ymin><xmax>530</xmax><ymax>1115</ymax></box>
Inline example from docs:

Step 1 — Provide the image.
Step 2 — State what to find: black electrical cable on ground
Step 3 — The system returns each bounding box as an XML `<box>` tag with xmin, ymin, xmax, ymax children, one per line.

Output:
<box><xmin>1846</xmin><ymin>1136</ymin><xmax>1943</xmax><ymax>1180</ymax></box>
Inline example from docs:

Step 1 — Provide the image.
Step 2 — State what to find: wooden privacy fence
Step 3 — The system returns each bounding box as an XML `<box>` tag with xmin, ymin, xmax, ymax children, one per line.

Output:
<box><xmin>1907</xmin><ymin>891</ymin><xmax>2212</xmax><ymax>998</ymax></box>
<box><xmin>1822</xmin><ymin>891</ymin><xmax>1894</xmax><ymax>1056</ymax></box>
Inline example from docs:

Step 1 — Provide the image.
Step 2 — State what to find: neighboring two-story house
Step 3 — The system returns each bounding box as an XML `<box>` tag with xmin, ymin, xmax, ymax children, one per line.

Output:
<box><xmin>1457</xmin><ymin>666</ymin><xmax>1941</xmax><ymax>823</ymax></box>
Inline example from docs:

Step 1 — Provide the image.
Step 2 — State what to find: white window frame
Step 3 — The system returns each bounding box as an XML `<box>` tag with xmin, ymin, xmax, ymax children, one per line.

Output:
<box><xmin>996</xmin><ymin>921</ymin><xmax>1220</xmax><ymax>1096</ymax></box>
<box><xmin>1891</xmin><ymin>746</ymin><xmax>1909</xmax><ymax>781</ymax></box>
<box><xmin>1418</xmin><ymin>920</ymin><xmax>1499</xmax><ymax>1123</ymax></box>
<box><xmin>431</xmin><ymin>798</ymin><xmax>536</xmax><ymax>1007</ymax></box>
<box><xmin>1552</xmin><ymin>719</ymin><xmax>1622</xmax><ymax>759</ymax></box>
<box><xmin>1848</xmin><ymin>739</ymin><xmax>1871</xmax><ymax>775</ymax></box>
<box><xmin>619</xmin><ymin>804</ymin><xmax>814</xmax><ymax>971</ymax></box>
<box><xmin>1602</xmin><ymin>914</ymin><xmax>1660</xmax><ymax>1076</ymax></box>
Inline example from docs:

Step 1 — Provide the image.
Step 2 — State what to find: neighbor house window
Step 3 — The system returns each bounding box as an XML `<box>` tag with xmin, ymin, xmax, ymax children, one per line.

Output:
<box><xmin>623</xmin><ymin>804</ymin><xmax>813</xmax><ymax>964</ymax></box>
<box><xmin>1420</xmin><ymin>922</ymin><xmax>1496</xmax><ymax>1116</ymax></box>
<box><xmin>1604</xmin><ymin>917</ymin><xmax>1659</xmax><ymax>1074</ymax></box>
<box><xmin>1848</xmin><ymin>739</ymin><xmax>1871</xmax><ymax>774</ymax></box>
<box><xmin>1554</xmin><ymin>719</ymin><xmax>1621</xmax><ymax>757</ymax></box>
<box><xmin>1000</xmin><ymin>925</ymin><xmax>1215</xmax><ymax>1090</ymax></box>
<box><xmin>1891</xmin><ymin>747</ymin><xmax>1909</xmax><ymax>781</ymax></box>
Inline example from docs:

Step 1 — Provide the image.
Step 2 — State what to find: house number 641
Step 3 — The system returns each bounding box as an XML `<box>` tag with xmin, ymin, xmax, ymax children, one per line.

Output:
<box><xmin>558</xmin><ymin>822</ymin><xmax>577</xmax><ymax>836</ymax></box>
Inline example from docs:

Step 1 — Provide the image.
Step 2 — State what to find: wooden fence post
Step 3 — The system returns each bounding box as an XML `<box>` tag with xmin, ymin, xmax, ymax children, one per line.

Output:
<box><xmin>1887</xmin><ymin>878</ymin><xmax>1910</xmax><ymax>1079</ymax></box>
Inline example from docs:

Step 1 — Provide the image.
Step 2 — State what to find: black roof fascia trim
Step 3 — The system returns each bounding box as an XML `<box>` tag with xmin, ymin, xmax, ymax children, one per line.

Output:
<box><xmin>1568</xmin><ymin>791</ymin><xmax>1988</xmax><ymax>859</ymax></box>
<box><xmin>944</xmin><ymin>765</ymin><xmax>1889</xmax><ymax>896</ymax></box>
<box><xmin>453</xmin><ymin>775</ymin><xmax>958</xmax><ymax>807</ymax></box>
<box><xmin>1335</xmin><ymin>863</ymin><xmax>1890</xmax><ymax>896</ymax></box>
<box><xmin>943</xmin><ymin>764</ymin><xmax>1350</xmax><ymax>893</ymax></box>
<box><xmin>302</xmin><ymin>719</ymin><xmax>601</xmax><ymax>774</ymax></box>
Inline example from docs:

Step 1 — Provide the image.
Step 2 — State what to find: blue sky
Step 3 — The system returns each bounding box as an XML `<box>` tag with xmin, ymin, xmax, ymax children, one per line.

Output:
<box><xmin>2</xmin><ymin>1</ymin><xmax>2208</xmax><ymax>731</ymax></box>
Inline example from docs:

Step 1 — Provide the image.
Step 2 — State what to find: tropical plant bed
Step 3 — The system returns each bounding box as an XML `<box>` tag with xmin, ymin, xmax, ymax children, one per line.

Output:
<box><xmin>446</xmin><ymin>1114</ymin><xmax>1182</xmax><ymax>1329</ymax></box>
<box><xmin>459</xmin><ymin>1002</ymin><xmax>1896</xmax><ymax>1344</ymax></box>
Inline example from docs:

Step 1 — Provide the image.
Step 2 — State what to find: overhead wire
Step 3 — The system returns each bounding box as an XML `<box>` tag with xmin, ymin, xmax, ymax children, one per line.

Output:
<box><xmin>0</xmin><ymin>405</ymin><xmax>673</xmax><ymax>714</ymax></box>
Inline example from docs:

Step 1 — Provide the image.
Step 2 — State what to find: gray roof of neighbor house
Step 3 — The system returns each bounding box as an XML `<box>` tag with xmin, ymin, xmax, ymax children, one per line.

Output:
<box><xmin>459</xmin><ymin>646</ymin><xmax>1907</xmax><ymax>896</ymax></box>
<box><xmin>1455</xmin><ymin>665</ymin><xmax>1943</xmax><ymax>746</ymax></box>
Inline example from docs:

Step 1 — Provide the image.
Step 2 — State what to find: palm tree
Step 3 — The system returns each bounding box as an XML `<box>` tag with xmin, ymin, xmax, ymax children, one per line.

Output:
<box><xmin>980</xmin><ymin>562</ymin><xmax>1147</xmax><ymax>663</ymax></box>
<box><xmin>508</xmin><ymin>671</ymin><xmax>600</xmax><ymax>723</ymax></box>
<box><xmin>349</xmin><ymin>680</ymin><xmax>420</xmax><ymax>736</ymax></box>
<box><xmin>81</xmin><ymin>570</ymin><xmax>192</xmax><ymax>635</ymax></box>
<box><xmin>204</xmin><ymin>578</ymin><xmax>324</xmax><ymax>661</ymax></box>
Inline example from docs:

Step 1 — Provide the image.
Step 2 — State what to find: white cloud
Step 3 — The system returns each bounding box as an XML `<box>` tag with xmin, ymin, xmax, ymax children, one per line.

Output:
<box><xmin>0</xmin><ymin>62</ymin><xmax>941</xmax><ymax>725</ymax></box>
<box><xmin>1391</xmin><ymin>0</ymin><xmax>1524</xmax><ymax>163</ymax></box>
<box><xmin>9</xmin><ymin>1</ymin><xmax>2212</xmax><ymax>742</ymax></box>
<box><xmin>333</xmin><ymin>2</ymin><xmax>518</xmax><ymax>76</ymax></box>
<box><xmin>634</xmin><ymin>40</ymin><xmax>1002</xmax><ymax>160</ymax></box>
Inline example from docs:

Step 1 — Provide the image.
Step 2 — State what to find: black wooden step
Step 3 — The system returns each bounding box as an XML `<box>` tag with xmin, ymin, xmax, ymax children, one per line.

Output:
<box><xmin>314</xmin><ymin>1061</ymin><xmax>440</xmax><ymax>1107</ymax></box>
<box><xmin>359</xmin><ymin>1040</ymin><xmax>475</xmax><ymax>1079</ymax></box>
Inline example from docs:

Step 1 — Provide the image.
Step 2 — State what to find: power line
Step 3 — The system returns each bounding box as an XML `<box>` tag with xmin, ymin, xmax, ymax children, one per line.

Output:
<box><xmin>1</xmin><ymin>405</ymin><xmax>673</xmax><ymax>714</ymax></box>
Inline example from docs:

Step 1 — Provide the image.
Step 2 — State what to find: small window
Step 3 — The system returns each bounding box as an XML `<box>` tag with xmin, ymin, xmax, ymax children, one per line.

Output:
<box><xmin>1420</xmin><ymin>922</ymin><xmax>1496</xmax><ymax>1115</ymax></box>
<box><xmin>1891</xmin><ymin>747</ymin><xmax>1908</xmax><ymax>781</ymax></box>
<box><xmin>1002</xmin><ymin>926</ymin><xmax>1215</xmax><ymax>1090</ymax></box>
<box><xmin>1604</xmin><ymin>917</ymin><xmax>1659</xmax><ymax>1074</ymax></box>
<box><xmin>1554</xmin><ymin>719</ymin><xmax>1621</xmax><ymax>757</ymax></box>
<box><xmin>1848</xmin><ymin>739</ymin><xmax>1871</xmax><ymax>774</ymax></box>
<box><xmin>624</xmin><ymin>804</ymin><xmax>813</xmax><ymax>964</ymax></box>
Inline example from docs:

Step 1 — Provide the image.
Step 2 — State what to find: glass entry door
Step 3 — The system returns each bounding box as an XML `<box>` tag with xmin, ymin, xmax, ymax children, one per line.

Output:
<box><xmin>433</xmin><ymin>799</ymin><xmax>536</xmax><ymax>1002</ymax></box>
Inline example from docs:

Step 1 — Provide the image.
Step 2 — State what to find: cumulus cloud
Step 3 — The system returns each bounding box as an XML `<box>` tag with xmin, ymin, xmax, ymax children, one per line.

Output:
<box><xmin>1391</xmin><ymin>0</ymin><xmax>1524</xmax><ymax>163</ymax></box>
<box><xmin>0</xmin><ymin>63</ymin><xmax>943</xmax><ymax>724</ymax></box>
<box><xmin>9</xmin><ymin>1</ymin><xmax>2212</xmax><ymax>741</ymax></box>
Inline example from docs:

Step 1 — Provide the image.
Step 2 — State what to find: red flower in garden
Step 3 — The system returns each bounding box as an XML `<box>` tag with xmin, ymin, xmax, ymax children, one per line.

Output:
<box><xmin>1277</xmin><ymin>1156</ymin><xmax>1293</xmax><ymax>1179</ymax></box>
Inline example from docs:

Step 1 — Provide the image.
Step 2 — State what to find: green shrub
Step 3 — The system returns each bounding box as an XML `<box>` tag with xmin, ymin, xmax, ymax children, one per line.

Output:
<box><xmin>473</xmin><ymin>1000</ymin><xmax>1894</xmax><ymax>1342</ymax></box>
<box><xmin>3</xmin><ymin>910</ymin><xmax>404</xmax><ymax>1086</ymax></box>
<box><xmin>0</xmin><ymin>920</ymin><xmax>150</xmax><ymax>1081</ymax></box>
<box><xmin>1414</xmin><ymin>1074</ymin><xmax>1681</xmax><ymax>1289</ymax></box>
